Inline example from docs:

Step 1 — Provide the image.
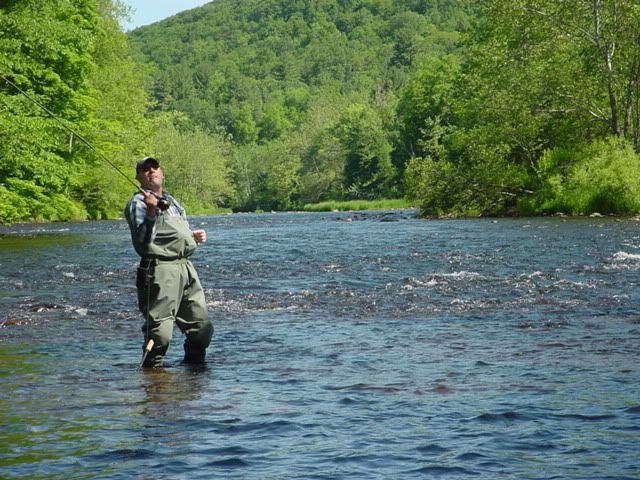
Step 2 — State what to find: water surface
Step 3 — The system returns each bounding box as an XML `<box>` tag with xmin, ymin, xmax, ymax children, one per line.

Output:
<box><xmin>1</xmin><ymin>211</ymin><xmax>639</xmax><ymax>479</ymax></box>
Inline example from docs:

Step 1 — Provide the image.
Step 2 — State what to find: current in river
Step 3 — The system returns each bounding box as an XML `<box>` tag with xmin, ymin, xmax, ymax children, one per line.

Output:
<box><xmin>0</xmin><ymin>210</ymin><xmax>639</xmax><ymax>479</ymax></box>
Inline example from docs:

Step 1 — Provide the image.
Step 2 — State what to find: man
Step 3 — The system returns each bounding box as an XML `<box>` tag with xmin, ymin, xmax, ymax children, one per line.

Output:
<box><xmin>125</xmin><ymin>156</ymin><xmax>213</xmax><ymax>368</ymax></box>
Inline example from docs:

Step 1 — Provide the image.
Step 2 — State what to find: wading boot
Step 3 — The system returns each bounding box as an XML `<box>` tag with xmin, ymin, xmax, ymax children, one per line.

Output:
<box><xmin>142</xmin><ymin>353</ymin><xmax>164</xmax><ymax>368</ymax></box>
<box><xmin>183</xmin><ymin>345</ymin><xmax>206</xmax><ymax>365</ymax></box>
<box><xmin>142</xmin><ymin>343</ymin><xmax>166</xmax><ymax>368</ymax></box>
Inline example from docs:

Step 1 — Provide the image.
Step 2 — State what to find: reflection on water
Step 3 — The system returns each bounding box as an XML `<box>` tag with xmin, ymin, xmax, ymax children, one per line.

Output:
<box><xmin>141</xmin><ymin>367</ymin><xmax>207</xmax><ymax>410</ymax></box>
<box><xmin>0</xmin><ymin>233</ymin><xmax>93</xmax><ymax>250</ymax></box>
<box><xmin>1</xmin><ymin>212</ymin><xmax>639</xmax><ymax>479</ymax></box>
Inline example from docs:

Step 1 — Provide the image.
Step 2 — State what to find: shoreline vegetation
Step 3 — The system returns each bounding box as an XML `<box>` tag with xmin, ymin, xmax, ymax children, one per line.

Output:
<box><xmin>301</xmin><ymin>199</ymin><xmax>413</xmax><ymax>213</ymax></box>
<box><xmin>2</xmin><ymin>1</ymin><xmax>640</xmax><ymax>226</ymax></box>
<box><xmin>4</xmin><ymin>198</ymin><xmax>640</xmax><ymax>228</ymax></box>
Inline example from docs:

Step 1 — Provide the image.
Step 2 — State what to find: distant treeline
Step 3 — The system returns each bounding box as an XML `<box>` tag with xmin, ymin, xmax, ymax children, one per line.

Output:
<box><xmin>2</xmin><ymin>0</ymin><xmax>640</xmax><ymax>224</ymax></box>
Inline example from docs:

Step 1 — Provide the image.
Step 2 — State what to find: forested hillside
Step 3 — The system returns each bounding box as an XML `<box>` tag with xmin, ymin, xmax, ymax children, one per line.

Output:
<box><xmin>127</xmin><ymin>0</ymin><xmax>475</xmax><ymax>211</ymax></box>
<box><xmin>2</xmin><ymin>0</ymin><xmax>640</xmax><ymax>223</ymax></box>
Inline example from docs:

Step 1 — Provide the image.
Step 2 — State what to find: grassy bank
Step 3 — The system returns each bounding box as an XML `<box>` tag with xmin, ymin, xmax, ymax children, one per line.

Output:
<box><xmin>302</xmin><ymin>198</ymin><xmax>413</xmax><ymax>212</ymax></box>
<box><xmin>188</xmin><ymin>206</ymin><xmax>233</xmax><ymax>215</ymax></box>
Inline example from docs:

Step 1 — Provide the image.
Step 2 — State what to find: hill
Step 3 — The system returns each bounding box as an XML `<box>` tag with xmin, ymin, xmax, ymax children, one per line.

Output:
<box><xmin>128</xmin><ymin>0</ymin><xmax>472</xmax><ymax>142</ymax></box>
<box><xmin>127</xmin><ymin>0</ymin><xmax>474</xmax><ymax>210</ymax></box>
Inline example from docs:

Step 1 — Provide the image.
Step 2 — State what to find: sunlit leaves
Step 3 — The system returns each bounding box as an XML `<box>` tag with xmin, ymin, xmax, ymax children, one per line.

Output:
<box><xmin>334</xmin><ymin>103</ymin><xmax>395</xmax><ymax>198</ymax></box>
<box><xmin>0</xmin><ymin>0</ymin><xmax>155</xmax><ymax>222</ymax></box>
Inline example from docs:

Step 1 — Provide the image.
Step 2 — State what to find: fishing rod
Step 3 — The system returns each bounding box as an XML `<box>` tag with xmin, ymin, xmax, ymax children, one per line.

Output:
<box><xmin>2</xmin><ymin>71</ymin><xmax>160</xmax><ymax>364</ymax></box>
<box><xmin>138</xmin><ymin>338</ymin><xmax>155</xmax><ymax>370</ymax></box>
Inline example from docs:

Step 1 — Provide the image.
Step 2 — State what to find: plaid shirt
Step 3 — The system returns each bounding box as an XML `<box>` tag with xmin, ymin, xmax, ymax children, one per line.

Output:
<box><xmin>124</xmin><ymin>192</ymin><xmax>186</xmax><ymax>246</ymax></box>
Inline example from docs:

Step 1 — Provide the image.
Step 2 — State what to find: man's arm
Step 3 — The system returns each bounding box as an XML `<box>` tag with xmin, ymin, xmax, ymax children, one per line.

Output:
<box><xmin>125</xmin><ymin>194</ymin><xmax>157</xmax><ymax>245</ymax></box>
<box><xmin>165</xmin><ymin>194</ymin><xmax>206</xmax><ymax>243</ymax></box>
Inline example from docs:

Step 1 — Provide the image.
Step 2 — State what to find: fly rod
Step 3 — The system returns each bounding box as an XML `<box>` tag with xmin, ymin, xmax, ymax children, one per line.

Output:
<box><xmin>3</xmin><ymin>71</ymin><xmax>160</xmax><ymax>367</ymax></box>
<box><xmin>138</xmin><ymin>339</ymin><xmax>155</xmax><ymax>370</ymax></box>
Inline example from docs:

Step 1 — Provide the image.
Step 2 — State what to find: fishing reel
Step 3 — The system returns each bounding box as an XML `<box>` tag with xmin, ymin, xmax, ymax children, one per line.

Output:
<box><xmin>155</xmin><ymin>195</ymin><xmax>170</xmax><ymax>211</ymax></box>
<box><xmin>142</xmin><ymin>190</ymin><xmax>170</xmax><ymax>211</ymax></box>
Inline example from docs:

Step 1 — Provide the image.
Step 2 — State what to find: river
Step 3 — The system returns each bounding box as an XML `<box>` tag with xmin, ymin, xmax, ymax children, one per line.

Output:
<box><xmin>1</xmin><ymin>210</ymin><xmax>639</xmax><ymax>479</ymax></box>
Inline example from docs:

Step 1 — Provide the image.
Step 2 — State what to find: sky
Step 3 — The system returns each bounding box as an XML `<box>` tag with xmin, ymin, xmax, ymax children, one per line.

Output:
<box><xmin>120</xmin><ymin>0</ymin><xmax>212</xmax><ymax>31</ymax></box>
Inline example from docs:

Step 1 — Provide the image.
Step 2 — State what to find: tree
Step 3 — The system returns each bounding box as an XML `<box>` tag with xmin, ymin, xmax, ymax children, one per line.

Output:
<box><xmin>334</xmin><ymin>103</ymin><xmax>395</xmax><ymax>198</ymax></box>
<box><xmin>0</xmin><ymin>0</ymin><xmax>157</xmax><ymax>222</ymax></box>
<box><xmin>82</xmin><ymin>0</ymin><xmax>154</xmax><ymax>219</ymax></box>
<box><xmin>404</xmin><ymin>0</ymin><xmax>640</xmax><ymax>217</ymax></box>
<box><xmin>471</xmin><ymin>1</ymin><xmax>640</xmax><ymax>149</ymax></box>
<box><xmin>228</xmin><ymin>140</ymin><xmax>301</xmax><ymax>211</ymax></box>
<box><xmin>125</xmin><ymin>0</ymin><xmax>476</xmax><ymax>210</ymax></box>
<box><xmin>150</xmin><ymin>118</ymin><xmax>235</xmax><ymax>212</ymax></box>
<box><xmin>395</xmin><ymin>54</ymin><xmax>459</xmax><ymax>164</ymax></box>
<box><xmin>520</xmin><ymin>136</ymin><xmax>640</xmax><ymax>215</ymax></box>
<box><xmin>0</xmin><ymin>0</ymin><xmax>100</xmax><ymax>222</ymax></box>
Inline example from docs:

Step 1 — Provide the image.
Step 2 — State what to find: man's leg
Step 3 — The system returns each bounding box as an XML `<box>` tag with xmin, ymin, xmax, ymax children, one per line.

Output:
<box><xmin>138</xmin><ymin>263</ymin><xmax>180</xmax><ymax>367</ymax></box>
<box><xmin>176</xmin><ymin>262</ymin><xmax>213</xmax><ymax>364</ymax></box>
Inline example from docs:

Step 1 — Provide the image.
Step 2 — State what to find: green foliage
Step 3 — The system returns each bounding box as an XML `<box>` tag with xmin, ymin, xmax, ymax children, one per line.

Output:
<box><xmin>395</xmin><ymin>54</ymin><xmax>459</xmax><ymax>167</ymax></box>
<box><xmin>0</xmin><ymin>178</ymin><xmax>86</xmax><ymax>223</ymax></box>
<box><xmin>295</xmin><ymin>96</ymin><xmax>354</xmax><ymax>204</ymax></box>
<box><xmin>9</xmin><ymin>0</ymin><xmax>640</xmax><ymax>221</ymax></box>
<box><xmin>228</xmin><ymin>139</ymin><xmax>302</xmax><ymax>211</ymax></box>
<box><xmin>400</xmin><ymin>0</ymin><xmax>640</xmax><ymax>218</ymax></box>
<box><xmin>334</xmin><ymin>103</ymin><xmax>395</xmax><ymax>198</ymax></box>
<box><xmin>303</xmin><ymin>198</ymin><xmax>411</xmax><ymax>212</ymax></box>
<box><xmin>129</xmin><ymin>0</ymin><xmax>472</xmax><ymax>145</ymax></box>
<box><xmin>149</xmin><ymin>118</ymin><xmax>236</xmax><ymax>212</ymax></box>
<box><xmin>0</xmin><ymin>0</ymin><xmax>155</xmax><ymax>223</ymax></box>
<box><xmin>0</xmin><ymin>0</ymin><xmax>100</xmax><ymax>223</ymax></box>
<box><xmin>521</xmin><ymin>137</ymin><xmax>640</xmax><ymax>215</ymax></box>
<box><xmin>126</xmin><ymin>0</ymin><xmax>474</xmax><ymax>211</ymax></box>
<box><xmin>81</xmin><ymin>0</ymin><xmax>155</xmax><ymax>220</ymax></box>
<box><xmin>458</xmin><ymin>0</ymin><xmax>640</xmax><ymax>158</ymax></box>
<box><xmin>404</xmin><ymin>137</ymin><xmax>531</xmax><ymax>218</ymax></box>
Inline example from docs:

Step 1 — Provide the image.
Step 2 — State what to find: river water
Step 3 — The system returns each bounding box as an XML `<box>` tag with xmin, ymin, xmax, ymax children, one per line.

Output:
<box><xmin>1</xmin><ymin>210</ymin><xmax>639</xmax><ymax>479</ymax></box>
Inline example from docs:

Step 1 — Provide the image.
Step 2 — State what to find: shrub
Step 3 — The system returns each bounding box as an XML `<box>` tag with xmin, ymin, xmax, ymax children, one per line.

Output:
<box><xmin>0</xmin><ymin>179</ymin><xmax>86</xmax><ymax>223</ymax></box>
<box><xmin>523</xmin><ymin>137</ymin><xmax>640</xmax><ymax>215</ymax></box>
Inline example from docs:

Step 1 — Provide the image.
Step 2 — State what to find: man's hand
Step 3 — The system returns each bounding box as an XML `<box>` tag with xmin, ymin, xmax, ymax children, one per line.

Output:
<box><xmin>192</xmin><ymin>229</ymin><xmax>207</xmax><ymax>244</ymax></box>
<box><xmin>142</xmin><ymin>191</ymin><xmax>158</xmax><ymax>218</ymax></box>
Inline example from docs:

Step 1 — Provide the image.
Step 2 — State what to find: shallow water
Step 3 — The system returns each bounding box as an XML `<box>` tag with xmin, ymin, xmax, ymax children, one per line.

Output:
<box><xmin>1</xmin><ymin>211</ymin><xmax>639</xmax><ymax>479</ymax></box>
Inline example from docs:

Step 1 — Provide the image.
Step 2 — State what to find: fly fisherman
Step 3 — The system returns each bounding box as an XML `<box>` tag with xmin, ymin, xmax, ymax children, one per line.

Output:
<box><xmin>125</xmin><ymin>157</ymin><xmax>213</xmax><ymax>368</ymax></box>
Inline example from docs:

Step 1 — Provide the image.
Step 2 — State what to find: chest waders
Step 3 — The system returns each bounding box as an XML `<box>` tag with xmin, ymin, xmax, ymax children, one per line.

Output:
<box><xmin>134</xmin><ymin>214</ymin><xmax>213</xmax><ymax>368</ymax></box>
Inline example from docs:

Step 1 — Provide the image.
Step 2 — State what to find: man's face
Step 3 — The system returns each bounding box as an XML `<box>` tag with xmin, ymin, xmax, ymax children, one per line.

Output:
<box><xmin>136</xmin><ymin>165</ymin><xmax>164</xmax><ymax>190</ymax></box>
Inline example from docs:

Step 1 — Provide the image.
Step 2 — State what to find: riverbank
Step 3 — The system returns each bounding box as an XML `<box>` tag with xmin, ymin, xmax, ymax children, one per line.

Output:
<box><xmin>301</xmin><ymin>198</ymin><xmax>413</xmax><ymax>212</ymax></box>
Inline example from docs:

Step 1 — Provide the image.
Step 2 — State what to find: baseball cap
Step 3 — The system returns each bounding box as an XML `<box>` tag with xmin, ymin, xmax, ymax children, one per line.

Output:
<box><xmin>135</xmin><ymin>157</ymin><xmax>160</xmax><ymax>173</ymax></box>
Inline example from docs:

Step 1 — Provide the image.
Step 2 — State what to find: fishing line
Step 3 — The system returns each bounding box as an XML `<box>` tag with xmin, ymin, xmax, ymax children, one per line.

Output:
<box><xmin>0</xmin><ymin>71</ymin><xmax>144</xmax><ymax>193</ymax></box>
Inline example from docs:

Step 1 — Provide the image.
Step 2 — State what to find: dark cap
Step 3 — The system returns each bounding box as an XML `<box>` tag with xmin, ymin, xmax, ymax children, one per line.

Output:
<box><xmin>136</xmin><ymin>157</ymin><xmax>160</xmax><ymax>173</ymax></box>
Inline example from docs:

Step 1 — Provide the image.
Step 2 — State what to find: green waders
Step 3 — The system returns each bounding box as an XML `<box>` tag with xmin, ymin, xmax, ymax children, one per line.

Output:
<box><xmin>133</xmin><ymin>213</ymin><xmax>213</xmax><ymax>367</ymax></box>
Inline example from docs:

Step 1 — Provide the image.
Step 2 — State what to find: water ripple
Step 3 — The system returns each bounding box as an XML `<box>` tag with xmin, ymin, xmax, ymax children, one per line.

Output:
<box><xmin>1</xmin><ymin>214</ymin><xmax>639</xmax><ymax>480</ymax></box>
